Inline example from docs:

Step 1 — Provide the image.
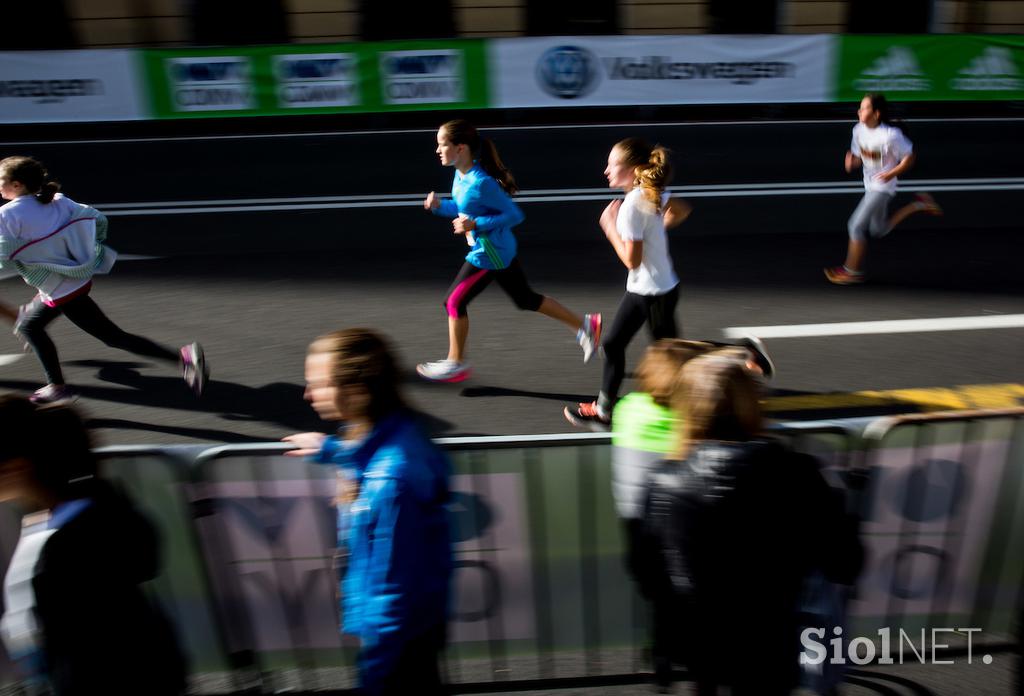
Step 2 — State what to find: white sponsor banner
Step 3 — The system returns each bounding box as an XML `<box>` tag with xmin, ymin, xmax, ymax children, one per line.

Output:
<box><xmin>0</xmin><ymin>50</ymin><xmax>146</xmax><ymax>123</ymax></box>
<box><xmin>273</xmin><ymin>52</ymin><xmax>360</xmax><ymax>109</ymax></box>
<box><xmin>166</xmin><ymin>56</ymin><xmax>253</xmax><ymax>112</ymax></box>
<box><xmin>491</xmin><ymin>35</ymin><xmax>835</xmax><ymax>107</ymax></box>
<box><xmin>379</xmin><ymin>49</ymin><xmax>464</xmax><ymax>105</ymax></box>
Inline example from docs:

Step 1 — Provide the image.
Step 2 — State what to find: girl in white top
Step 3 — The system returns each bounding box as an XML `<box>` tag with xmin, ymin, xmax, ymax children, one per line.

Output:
<box><xmin>825</xmin><ymin>93</ymin><xmax>942</xmax><ymax>284</ymax></box>
<box><xmin>565</xmin><ymin>138</ymin><xmax>691</xmax><ymax>430</ymax></box>
<box><xmin>0</xmin><ymin>156</ymin><xmax>207</xmax><ymax>404</ymax></box>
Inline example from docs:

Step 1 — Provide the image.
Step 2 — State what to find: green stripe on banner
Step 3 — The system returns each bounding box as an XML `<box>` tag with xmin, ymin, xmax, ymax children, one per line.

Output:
<box><xmin>141</xmin><ymin>39</ymin><xmax>490</xmax><ymax>119</ymax></box>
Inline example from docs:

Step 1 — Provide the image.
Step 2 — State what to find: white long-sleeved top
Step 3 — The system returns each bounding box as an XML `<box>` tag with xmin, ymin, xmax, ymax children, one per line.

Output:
<box><xmin>0</xmin><ymin>193</ymin><xmax>116</xmax><ymax>304</ymax></box>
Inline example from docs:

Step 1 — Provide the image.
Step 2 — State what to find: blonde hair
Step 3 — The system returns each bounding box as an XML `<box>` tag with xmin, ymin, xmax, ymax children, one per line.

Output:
<box><xmin>672</xmin><ymin>354</ymin><xmax>763</xmax><ymax>460</ymax></box>
<box><xmin>614</xmin><ymin>138</ymin><xmax>673</xmax><ymax>211</ymax></box>
<box><xmin>636</xmin><ymin>339</ymin><xmax>717</xmax><ymax>407</ymax></box>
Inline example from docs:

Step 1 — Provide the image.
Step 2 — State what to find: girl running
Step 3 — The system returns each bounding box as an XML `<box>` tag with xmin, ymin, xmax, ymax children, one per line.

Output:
<box><xmin>565</xmin><ymin>138</ymin><xmax>690</xmax><ymax>431</ymax></box>
<box><xmin>0</xmin><ymin>156</ymin><xmax>208</xmax><ymax>404</ymax></box>
<box><xmin>825</xmin><ymin>93</ymin><xmax>942</xmax><ymax>284</ymax></box>
<box><xmin>417</xmin><ymin>119</ymin><xmax>600</xmax><ymax>383</ymax></box>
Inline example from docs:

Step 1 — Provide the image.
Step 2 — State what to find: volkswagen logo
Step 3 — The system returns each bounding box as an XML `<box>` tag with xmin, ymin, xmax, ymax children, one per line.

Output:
<box><xmin>536</xmin><ymin>45</ymin><xmax>599</xmax><ymax>99</ymax></box>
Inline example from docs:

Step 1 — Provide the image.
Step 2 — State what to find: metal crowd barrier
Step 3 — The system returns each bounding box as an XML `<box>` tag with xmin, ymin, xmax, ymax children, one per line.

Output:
<box><xmin>0</xmin><ymin>411</ymin><xmax>1020</xmax><ymax>694</ymax></box>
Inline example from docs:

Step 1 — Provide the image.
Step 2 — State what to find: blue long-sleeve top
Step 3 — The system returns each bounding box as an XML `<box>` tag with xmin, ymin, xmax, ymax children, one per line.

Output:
<box><xmin>314</xmin><ymin>412</ymin><xmax>452</xmax><ymax>695</ymax></box>
<box><xmin>433</xmin><ymin>163</ymin><xmax>523</xmax><ymax>269</ymax></box>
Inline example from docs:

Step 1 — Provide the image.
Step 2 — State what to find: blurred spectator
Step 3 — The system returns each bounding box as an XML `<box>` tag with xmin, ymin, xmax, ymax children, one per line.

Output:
<box><xmin>0</xmin><ymin>397</ymin><xmax>187</xmax><ymax>696</ymax></box>
<box><xmin>526</xmin><ymin>0</ymin><xmax>618</xmax><ymax>35</ymax></box>
<box><xmin>360</xmin><ymin>0</ymin><xmax>455</xmax><ymax>40</ymax></box>
<box><xmin>189</xmin><ymin>0</ymin><xmax>288</xmax><ymax>46</ymax></box>
<box><xmin>615</xmin><ymin>339</ymin><xmax>773</xmax><ymax>689</ymax></box>
<box><xmin>707</xmin><ymin>0</ymin><xmax>778</xmax><ymax>33</ymax></box>
<box><xmin>640</xmin><ymin>355</ymin><xmax>862</xmax><ymax>696</ymax></box>
<box><xmin>284</xmin><ymin>329</ymin><xmax>452</xmax><ymax>696</ymax></box>
<box><xmin>0</xmin><ymin>0</ymin><xmax>76</xmax><ymax>49</ymax></box>
<box><xmin>611</xmin><ymin>339</ymin><xmax>712</xmax><ymax>689</ymax></box>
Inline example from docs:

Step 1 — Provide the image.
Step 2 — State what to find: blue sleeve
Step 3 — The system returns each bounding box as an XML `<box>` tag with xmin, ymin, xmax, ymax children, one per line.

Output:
<box><xmin>432</xmin><ymin>198</ymin><xmax>459</xmax><ymax>219</ymax></box>
<box><xmin>469</xmin><ymin>176</ymin><xmax>523</xmax><ymax>233</ymax></box>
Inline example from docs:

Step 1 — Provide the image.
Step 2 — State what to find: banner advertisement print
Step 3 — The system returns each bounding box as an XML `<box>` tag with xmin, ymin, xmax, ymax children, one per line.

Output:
<box><xmin>0</xmin><ymin>50</ymin><xmax>146</xmax><ymax>123</ymax></box>
<box><xmin>143</xmin><ymin>40</ymin><xmax>488</xmax><ymax>119</ymax></box>
<box><xmin>836</xmin><ymin>35</ymin><xmax>1024</xmax><ymax>102</ymax></box>
<box><xmin>489</xmin><ymin>35</ymin><xmax>836</xmax><ymax>107</ymax></box>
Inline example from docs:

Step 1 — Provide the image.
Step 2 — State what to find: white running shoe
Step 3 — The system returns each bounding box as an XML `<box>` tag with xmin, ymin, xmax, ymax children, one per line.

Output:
<box><xmin>577</xmin><ymin>313</ymin><xmax>602</xmax><ymax>364</ymax></box>
<box><xmin>416</xmin><ymin>359</ymin><xmax>472</xmax><ymax>383</ymax></box>
<box><xmin>180</xmin><ymin>342</ymin><xmax>209</xmax><ymax>396</ymax></box>
<box><xmin>30</xmin><ymin>384</ymin><xmax>78</xmax><ymax>405</ymax></box>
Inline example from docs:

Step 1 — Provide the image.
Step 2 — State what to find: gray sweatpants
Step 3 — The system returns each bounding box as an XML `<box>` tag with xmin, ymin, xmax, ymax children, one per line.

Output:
<box><xmin>848</xmin><ymin>190</ymin><xmax>895</xmax><ymax>241</ymax></box>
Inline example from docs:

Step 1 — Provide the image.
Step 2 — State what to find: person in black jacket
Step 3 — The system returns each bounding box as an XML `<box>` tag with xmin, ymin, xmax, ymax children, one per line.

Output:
<box><xmin>641</xmin><ymin>354</ymin><xmax>862</xmax><ymax>696</ymax></box>
<box><xmin>0</xmin><ymin>397</ymin><xmax>187</xmax><ymax>696</ymax></box>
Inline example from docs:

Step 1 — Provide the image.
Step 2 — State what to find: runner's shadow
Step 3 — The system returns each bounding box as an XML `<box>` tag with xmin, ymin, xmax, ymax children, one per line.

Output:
<box><xmin>2</xmin><ymin>360</ymin><xmax>458</xmax><ymax>438</ymax></box>
<box><xmin>460</xmin><ymin>385</ymin><xmax>596</xmax><ymax>403</ymax></box>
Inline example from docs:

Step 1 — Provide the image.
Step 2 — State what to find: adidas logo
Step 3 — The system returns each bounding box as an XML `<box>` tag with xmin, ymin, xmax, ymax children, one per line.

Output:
<box><xmin>950</xmin><ymin>47</ymin><xmax>1024</xmax><ymax>91</ymax></box>
<box><xmin>854</xmin><ymin>47</ymin><xmax>931</xmax><ymax>92</ymax></box>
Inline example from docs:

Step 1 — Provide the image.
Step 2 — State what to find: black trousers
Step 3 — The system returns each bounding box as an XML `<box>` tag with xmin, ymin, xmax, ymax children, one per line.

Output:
<box><xmin>18</xmin><ymin>292</ymin><xmax>179</xmax><ymax>385</ymax></box>
<box><xmin>600</xmin><ymin>286</ymin><xmax>680</xmax><ymax>407</ymax></box>
<box><xmin>371</xmin><ymin>623</ymin><xmax>448</xmax><ymax>696</ymax></box>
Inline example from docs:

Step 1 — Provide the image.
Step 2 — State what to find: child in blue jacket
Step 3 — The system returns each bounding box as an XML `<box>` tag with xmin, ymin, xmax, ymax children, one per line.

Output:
<box><xmin>285</xmin><ymin>329</ymin><xmax>452</xmax><ymax>695</ymax></box>
<box><xmin>417</xmin><ymin>119</ymin><xmax>601</xmax><ymax>383</ymax></box>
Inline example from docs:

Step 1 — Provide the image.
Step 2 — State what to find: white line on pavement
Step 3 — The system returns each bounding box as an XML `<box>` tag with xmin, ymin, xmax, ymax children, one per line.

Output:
<box><xmin>723</xmin><ymin>314</ymin><xmax>1024</xmax><ymax>339</ymax></box>
<box><xmin>95</xmin><ymin>177</ymin><xmax>1024</xmax><ymax>216</ymax></box>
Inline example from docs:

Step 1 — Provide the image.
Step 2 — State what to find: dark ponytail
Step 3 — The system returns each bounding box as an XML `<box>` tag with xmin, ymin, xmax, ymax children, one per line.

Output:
<box><xmin>865</xmin><ymin>92</ymin><xmax>910</xmax><ymax>136</ymax></box>
<box><xmin>477</xmin><ymin>137</ymin><xmax>518</xmax><ymax>195</ymax></box>
<box><xmin>0</xmin><ymin>156</ymin><xmax>61</xmax><ymax>204</ymax></box>
<box><xmin>440</xmin><ymin>120</ymin><xmax>518</xmax><ymax>195</ymax></box>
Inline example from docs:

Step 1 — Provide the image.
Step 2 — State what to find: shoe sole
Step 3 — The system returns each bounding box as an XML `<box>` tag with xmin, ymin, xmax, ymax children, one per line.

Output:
<box><xmin>738</xmin><ymin>335</ymin><xmax>775</xmax><ymax>381</ymax></box>
<box><xmin>30</xmin><ymin>393</ymin><xmax>79</xmax><ymax>406</ymax></box>
<box><xmin>563</xmin><ymin>406</ymin><xmax>610</xmax><ymax>432</ymax></box>
<box><xmin>417</xmin><ymin>366</ymin><xmax>472</xmax><ymax>383</ymax></box>
<box><xmin>824</xmin><ymin>268</ymin><xmax>864</xmax><ymax>285</ymax></box>
<box><xmin>915</xmin><ymin>192</ymin><xmax>944</xmax><ymax>216</ymax></box>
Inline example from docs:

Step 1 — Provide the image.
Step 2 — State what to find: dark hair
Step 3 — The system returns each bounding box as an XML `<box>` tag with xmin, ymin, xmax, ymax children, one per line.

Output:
<box><xmin>0</xmin><ymin>156</ymin><xmax>61</xmax><ymax>204</ymax></box>
<box><xmin>863</xmin><ymin>93</ymin><xmax>889</xmax><ymax>123</ymax></box>
<box><xmin>440</xmin><ymin>119</ymin><xmax>519</xmax><ymax>195</ymax></box>
<box><xmin>614</xmin><ymin>138</ymin><xmax>673</xmax><ymax>210</ymax></box>
<box><xmin>0</xmin><ymin>396</ymin><xmax>97</xmax><ymax>501</ymax></box>
<box><xmin>308</xmin><ymin>328</ymin><xmax>406</xmax><ymax>423</ymax></box>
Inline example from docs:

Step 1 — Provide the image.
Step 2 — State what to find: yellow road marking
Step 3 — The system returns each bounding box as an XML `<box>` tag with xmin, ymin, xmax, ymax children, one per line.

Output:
<box><xmin>764</xmin><ymin>383</ymin><xmax>1024</xmax><ymax>413</ymax></box>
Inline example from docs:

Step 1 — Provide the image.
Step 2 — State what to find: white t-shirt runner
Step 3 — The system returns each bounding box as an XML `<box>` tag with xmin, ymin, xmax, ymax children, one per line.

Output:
<box><xmin>851</xmin><ymin>122</ymin><xmax>914</xmax><ymax>195</ymax></box>
<box><xmin>617</xmin><ymin>188</ymin><xmax>679</xmax><ymax>296</ymax></box>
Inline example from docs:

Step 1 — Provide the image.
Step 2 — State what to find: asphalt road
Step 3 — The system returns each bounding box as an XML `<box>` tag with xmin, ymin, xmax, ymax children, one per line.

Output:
<box><xmin>0</xmin><ymin>117</ymin><xmax>1021</xmax><ymax>446</ymax></box>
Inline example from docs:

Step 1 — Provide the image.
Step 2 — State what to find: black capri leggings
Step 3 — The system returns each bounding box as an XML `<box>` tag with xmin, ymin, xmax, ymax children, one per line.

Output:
<box><xmin>18</xmin><ymin>291</ymin><xmax>180</xmax><ymax>385</ymax></box>
<box><xmin>601</xmin><ymin>285</ymin><xmax>680</xmax><ymax>406</ymax></box>
<box><xmin>443</xmin><ymin>259</ymin><xmax>544</xmax><ymax>318</ymax></box>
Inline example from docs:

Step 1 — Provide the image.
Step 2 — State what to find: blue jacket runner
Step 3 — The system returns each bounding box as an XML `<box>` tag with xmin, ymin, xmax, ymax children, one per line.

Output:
<box><xmin>315</xmin><ymin>412</ymin><xmax>453</xmax><ymax>694</ymax></box>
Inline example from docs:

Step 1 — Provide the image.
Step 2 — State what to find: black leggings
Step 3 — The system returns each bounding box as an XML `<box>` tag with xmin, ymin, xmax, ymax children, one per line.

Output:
<box><xmin>18</xmin><ymin>292</ymin><xmax>179</xmax><ymax>385</ymax></box>
<box><xmin>600</xmin><ymin>286</ymin><xmax>680</xmax><ymax>407</ymax></box>
<box><xmin>443</xmin><ymin>259</ymin><xmax>544</xmax><ymax>318</ymax></box>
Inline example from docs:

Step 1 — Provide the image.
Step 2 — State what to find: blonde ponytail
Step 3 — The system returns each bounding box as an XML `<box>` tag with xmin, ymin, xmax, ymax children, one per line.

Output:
<box><xmin>634</xmin><ymin>145</ymin><xmax>672</xmax><ymax>211</ymax></box>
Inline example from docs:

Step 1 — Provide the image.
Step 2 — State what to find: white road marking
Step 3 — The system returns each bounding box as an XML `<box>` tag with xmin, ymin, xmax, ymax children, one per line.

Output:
<box><xmin>0</xmin><ymin>353</ymin><xmax>26</xmax><ymax>366</ymax></box>
<box><xmin>724</xmin><ymin>314</ymin><xmax>1024</xmax><ymax>340</ymax></box>
<box><xmin>91</xmin><ymin>177</ymin><xmax>1024</xmax><ymax>216</ymax></box>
